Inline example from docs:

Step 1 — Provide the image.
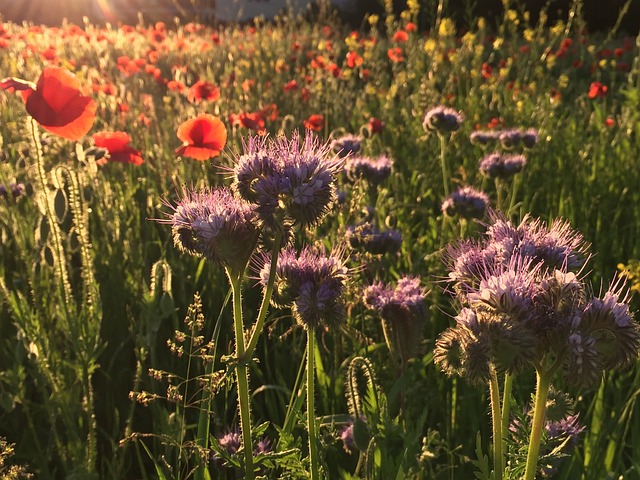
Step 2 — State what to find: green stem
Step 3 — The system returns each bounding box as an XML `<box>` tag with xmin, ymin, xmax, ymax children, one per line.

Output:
<box><xmin>229</xmin><ymin>272</ymin><xmax>255</xmax><ymax>480</ymax></box>
<box><xmin>194</xmin><ymin>288</ymin><xmax>232</xmax><ymax>480</ymax></box>
<box><xmin>439</xmin><ymin>134</ymin><xmax>450</xmax><ymax>198</ymax></box>
<box><xmin>500</xmin><ymin>372</ymin><xmax>514</xmax><ymax>461</ymax></box>
<box><xmin>489</xmin><ymin>368</ymin><xmax>504</xmax><ymax>480</ymax></box>
<box><xmin>523</xmin><ymin>368</ymin><xmax>552</xmax><ymax>480</ymax></box>
<box><xmin>307</xmin><ymin>327</ymin><xmax>320</xmax><ymax>480</ymax></box>
<box><xmin>243</xmin><ymin>230</ymin><xmax>283</xmax><ymax>360</ymax></box>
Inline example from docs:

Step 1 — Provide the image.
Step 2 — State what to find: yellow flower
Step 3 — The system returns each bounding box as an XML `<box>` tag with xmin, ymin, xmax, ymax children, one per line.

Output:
<box><xmin>524</xmin><ymin>28</ymin><xmax>535</xmax><ymax>42</ymax></box>
<box><xmin>493</xmin><ymin>37</ymin><xmax>504</xmax><ymax>50</ymax></box>
<box><xmin>424</xmin><ymin>38</ymin><xmax>437</xmax><ymax>53</ymax></box>
<box><xmin>368</xmin><ymin>14</ymin><xmax>379</xmax><ymax>26</ymax></box>
<box><xmin>438</xmin><ymin>18</ymin><xmax>456</xmax><ymax>37</ymax></box>
<box><xmin>506</xmin><ymin>9</ymin><xmax>519</xmax><ymax>25</ymax></box>
<box><xmin>558</xmin><ymin>74</ymin><xmax>569</xmax><ymax>88</ymax></box>
<box><xmin>477</xmin><ymin>17</ymin><xmax>486</xmax><ymax>30</ymax></box>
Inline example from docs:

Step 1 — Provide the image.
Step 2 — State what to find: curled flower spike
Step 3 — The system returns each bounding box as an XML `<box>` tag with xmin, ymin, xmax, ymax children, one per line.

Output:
<box><xmin>232</xmin><ymin>130</ymin><xmax>342</xmax><ymax>232</ymax></box>
<box><xmin>422</xmin><ymin>106</ymin><xmax>463</xmax><ymax>134</ymax></box>
<box><xmin>157</xmin><ymin>187</ymin><xmax>259</xmax><ymax>276</ymax></box>
<box><xmin>259</xmin><ymin>245</ymin><xmax>349</xmax><ymax>329</ymax></box>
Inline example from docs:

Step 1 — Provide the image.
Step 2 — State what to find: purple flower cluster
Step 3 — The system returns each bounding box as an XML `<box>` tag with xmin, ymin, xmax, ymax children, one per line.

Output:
<box><xmin>479</xmin><ymin>152</ymin><xmax>527</xmax><ymax>179</ymax></box>
<box><xmin>422</xmin><ymin>106</ymin><xmax>464</xmax><ymax>134</ymax></box>
<box><xmin>364</xmin><ymin>277</ymin><xmax>427</xmax><ymax>362</ymax></box>
<box><xmin>159</xmin><ymin>187</ymin><xmax>260</xmax><ymax>274</ymax></box>
<box><xmin>259</xmin><ymin>245</ymin><xmax>349</xmax><ymax>329</ymax></box>
<box><xmin>0</xmin><ymin>182</ymin><xmax>25</xmax><ymax>200</ymax></box>
<box><xmin>441</xmin><ymin>186</ymin><xmax>489</xmax><ymax>219</ymax></box>
<box><xmin>332</xmin><ymin>133</ymin><xmax>362</xmax><ymax>158</ymax></box>
<box><xmin>470</xmin><ymin>128</ymin><xmax>538</xmax><ymax>149</ymax></box>
<box><xmin>435</xmin><ymin>211</ymin><xmax>640</xmax><ymax>386</ymax></box>
<box><xmin>346</xmin><ymin>222</ymin><xmax>402</xmax><ymax>255</ymax></box>
<box><xmin>344</xmin><ymin>154</ymin><xmax>393</xmax><ymax>185</ymax></box>
<box><xmin>233</xmin><ymin>130</ymin><xmax>343</xmax><ymax>230</ymax></box>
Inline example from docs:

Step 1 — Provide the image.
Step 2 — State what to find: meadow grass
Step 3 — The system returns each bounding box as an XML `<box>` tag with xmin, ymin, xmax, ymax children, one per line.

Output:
<box><xmin>0</xmin><ymin>1</ymin><xmax>640</xmax><ymax>478</ymax></box>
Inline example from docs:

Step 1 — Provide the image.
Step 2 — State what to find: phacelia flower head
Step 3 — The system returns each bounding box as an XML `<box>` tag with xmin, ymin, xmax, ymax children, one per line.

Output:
<box><xmin>479</xmin><ymin>152</ymin><xmax>527</xmax><ymax>179</ymax></box>
<box><xmin>259</xmin><ymin>245</ymin><xmax>349</xmax><ymax>329</ymax></box>
<box><xmin>521</xmin><ymin>128</ymin><xmax>539</xmax><ymax>149</ymax></box>
<box><xmin>232</xmin><ymin>130</ymin><xmax>342</xmax><ymax>232</ymax></box>
<box><xmin>364</xmin><ymin>276</ymin><xmax>427</xmax><ymax>363</ymax></box>
<box><xmin>422</xmin><ymin>106</ymin><xmax>463</xmax><ymax>134</ymax></box>
<box><xmin>470</xmin><ymin>130</ymin><xmax>501</xmax><ymax>146</ymax></box>
<box><xmin>332</xmin><ymin>133</ymin><xmax>362</xmax><ymax>158</ymax></box>
<box><xmin>437</xmin><ymin>210</ymin><xmax>640</xmax><ymax>386</ymax></box>
<box><xmin>344</xmin><ymin>154</ymin><xmax>393</xmax><ymax>185</ymax></box>
<box><xmin>441</xmin><ymin>186</ymin><xmax>489</xmax><ymax>219</ymax></box>
<box><xmin>346</xmin><ymin>222</ymin><xmax>402</xmax><ymax>255</ymax></box>
<box><xmin>158</xmin><ymin>187</ymin><xmax>259</xmax><ymax>275</ymax></box>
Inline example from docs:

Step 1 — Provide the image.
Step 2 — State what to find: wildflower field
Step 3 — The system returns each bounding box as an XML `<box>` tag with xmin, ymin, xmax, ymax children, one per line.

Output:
<box><xmin>1</xmin><ymin>1</ymin><xmax>640</xmax><ymax>478</ymax></box>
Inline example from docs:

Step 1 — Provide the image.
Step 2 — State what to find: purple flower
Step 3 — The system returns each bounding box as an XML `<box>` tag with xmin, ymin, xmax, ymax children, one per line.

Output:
<box><xmin>470</xmin><ymin>130</ymin><xmax>501</xmax><ymax>146</ymax></box>
<box><xmin>217</xmin><ymin>428</ymin><xmax>241</xmax><ymax>455</ymax></box>
<box><xmin>346</xmin><ymin>222</ymin><xmax>402</xmax><ymax>254</ymax></box>
<box><xmin>437</xmin><ymin>210</ymin><xmax>640</xmax><ymax>386</ymax></box>
<box><xmin>340</xmin><ymin>421</ymin><xmax>356</xmax><ymax>453</ymax></box>
<box><xmin>498</xmin><ymin>128</ymin><xmax>522</xmax><ymax>149</ymax></box>
<box><xmin>157</xmin><ymin>187</ymin><xmax>260</xmax><ymax>274</ymax></box>
<box><xmin>364</xmin><ymin>276</ymin><xmax>427</xmax><ymax>362</ymax></box>
<box><xmin>332</xmin><ymin>133</ymin><xmax>362</xmax><ymax>158</ymax></box>
<box><xmin>522</xmin><ymin>128</ymin><xmax>539</xmax><ymax>149</ymax></box>
<box><xmin>344</xmin><ymin>154</ymin><xmax>393</xmax><ymax>185</ymax></box>
<box><xmin>259</xmin><ymin>245</ymin><xmax>349</xmax><ymax>329</ymax></box>
<box><xmin>422</xmin><ymin>106</ymin><xmax>464</xmax><ymax>134</ymax></box>
<box><xmin>232</xmin><ymin>131</ymin><xmax>343</xmax><ymax>230</ymax></box>
<box><xmin>0</xmin><ymin>182</ymin><xmax>25</xmax><ymax>200</ymax></box>
<box><xmin>479</xmin><ymin>152</ymin><xmax>526</xmax><ymax>179</ymax></box>
<box><xmin>441</xmin><ymin>186</ymin><xmax>489</xmax><ymax>219</ymax></box>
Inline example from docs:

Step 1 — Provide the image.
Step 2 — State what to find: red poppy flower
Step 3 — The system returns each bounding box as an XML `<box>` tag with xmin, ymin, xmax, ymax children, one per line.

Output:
<box><xmin>368</xmin><ymin>117</ymin><xmax>385</xmax><ymax>134</ymax></box>
<box><xmin>187</xmin><ymin>80</ymin><xmax>220</xmax><ymax>103</ymax></box>
<box><xmin>92</xmin><ymin>131</ymin><xmax>144</xmax><ymax>166</ymax></box>
<box><xmin>392</xmin><ymin>30</ymin><xmax>408</xmax><ymax>43</ymax></box>
<box><xmin>346</xmin><ymin>51</ymin><xmax>363</xmax><ymax>68</ymax></box>
<box><xmin>230</xmin><ymin>112</ymin><xmax>266</xmax><ymax>133</ymax></box>
<box><xmin>387</xmin><ymin>47</ymin><xmax>404</xmax><ymax>63</ymax></box>
<box><xmin>588</xmin><ymin>82</ymin><xmax>607</xmax><ymax>99</ymax></box>
<box><xmin>175</xmin><ymin>114</ymin><xmax>227</xmax><ymax>161</ymax></box>
<box><xmin>2</xmin><ymin>67</ymin><xmax>96</xmax><ymax>140</ymax></box>
<box><xmin>304</xmin><ymin>114</ymin><xmax>324</xmax><ymax>131</ymax></box>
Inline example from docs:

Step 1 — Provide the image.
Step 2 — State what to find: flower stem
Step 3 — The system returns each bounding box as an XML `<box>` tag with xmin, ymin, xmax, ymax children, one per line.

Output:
<box><xmin>489</xmin><ymin>368</ymin><xmax>504</xmax><ymax>480</ymax></box>
<box><xmin>500</xmin><ymin>372</ymin><xmax>513</xmax><ymax>459</ymax></box>
<box><xmin>229</xmin><ymin>272</ymin><xmax>255</xmax><ymax>480</ymax></box>
<box><xmin>306</xmin><ymin>327</ymin><xmax>320</xmax><ymax>480</ymax></box>
<box><xmin>243</xmin><ymin>230</ymin><xmax>283</xmax><ymax>360</ymax></box>
<box><xmin>523</xmin><ymin>368</ymin><xmax>552</xmax><ymax>480</ymax></box>
<box><xmin>439</xmin><ymin>133</ymin><xmax>450</xmax><ymax>197</ymax></box>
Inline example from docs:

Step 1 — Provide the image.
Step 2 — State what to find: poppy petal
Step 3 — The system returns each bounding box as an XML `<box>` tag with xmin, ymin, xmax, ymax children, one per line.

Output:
<box><xmin>25</xmin><ymin>67</ymin><xmax>96</xmax><ymax>141</ymax></box>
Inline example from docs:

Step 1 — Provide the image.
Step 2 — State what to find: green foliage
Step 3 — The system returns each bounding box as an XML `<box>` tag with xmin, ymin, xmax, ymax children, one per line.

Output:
<box><xmin>0</xmin><ymin>0</ymin><xmax>639</xmax><ymax>478</ymax></box>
